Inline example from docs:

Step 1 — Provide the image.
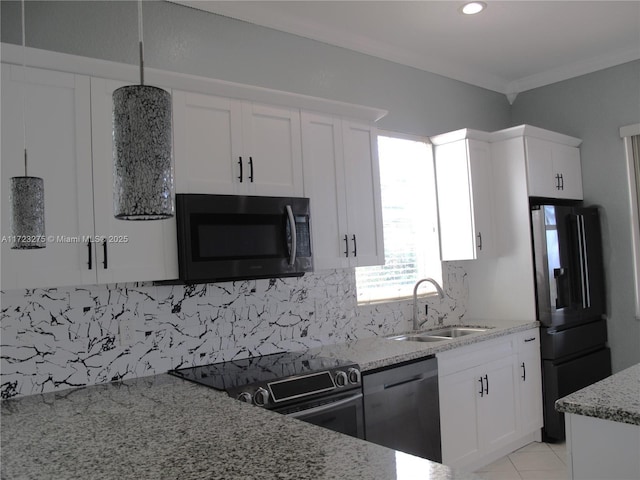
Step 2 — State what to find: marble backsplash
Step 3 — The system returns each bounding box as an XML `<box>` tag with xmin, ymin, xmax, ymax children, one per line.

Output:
<box><xmin>0</xmin><ymin>265</ymin><xmax>467</xmax><ymax>399</ymax></box>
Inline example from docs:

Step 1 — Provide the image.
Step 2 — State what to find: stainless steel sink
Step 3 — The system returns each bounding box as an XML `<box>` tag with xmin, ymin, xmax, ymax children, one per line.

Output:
<box><xmin>386</xmin><ymin>326</ymin><xmax>491</xmax><ymax>343</ymax></box>
<box><xmin>386</xmin><ymin>334</ymin><xmax>450</xmax><ymax>343</ymax></box>
<box><xmin>424</xmin><ymin>326</ymin><xmax>490</xmax><ymax>338</ymax></box>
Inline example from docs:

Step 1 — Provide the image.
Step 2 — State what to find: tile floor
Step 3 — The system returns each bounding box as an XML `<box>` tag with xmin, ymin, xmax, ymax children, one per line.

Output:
<box><xmin>474</xmin><ymin>441</ymin><xmax>568</xmax><ymax>480</ymax></box>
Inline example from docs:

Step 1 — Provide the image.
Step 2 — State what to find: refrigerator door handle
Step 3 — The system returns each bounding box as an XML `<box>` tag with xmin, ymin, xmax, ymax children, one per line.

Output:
<box><xmin>576</xmin><ymin>214</ymin><xmax>591</xmax><ymax>309</ymax></box>
<box><xmin>554</xmin><ymin>267</ymin><xmax>567</xmax><ymax>309</ymax></box>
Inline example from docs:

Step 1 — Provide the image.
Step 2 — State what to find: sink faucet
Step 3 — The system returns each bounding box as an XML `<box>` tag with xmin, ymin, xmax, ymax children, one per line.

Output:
<box><xmin>413</xmin><ymin>278</ymin><xmax>445</xmax><ymax>331</ymax></box>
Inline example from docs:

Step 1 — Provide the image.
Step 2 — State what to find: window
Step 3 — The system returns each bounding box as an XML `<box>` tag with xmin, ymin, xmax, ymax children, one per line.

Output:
<box><xmin>356</xmin><ymin>133</ymin><xmax>442</xmax><ymax>303</ymax></box>
<box><xmin>621</xmin><ymin>124</ymin><xmax>640</xmax><ymax>319</ymax></box>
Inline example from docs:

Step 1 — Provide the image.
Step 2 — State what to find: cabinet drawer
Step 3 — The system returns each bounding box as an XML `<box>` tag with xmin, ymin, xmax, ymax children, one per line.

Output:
<box><xmin>515</xmin><ymin>329</ymin><xmax>540</xmax><ymax>354</ymax></box>
<box><xmin>438</xmin><ymin>336</ymin><xmax>513</xmax><ymax>377</ymax></box>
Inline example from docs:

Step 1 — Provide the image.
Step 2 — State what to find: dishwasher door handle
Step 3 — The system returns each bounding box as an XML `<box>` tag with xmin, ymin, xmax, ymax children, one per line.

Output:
<box><xmin>383</xmin><ymin>374</ymin><xmax>426</xmax><ymax>390</ymax></box>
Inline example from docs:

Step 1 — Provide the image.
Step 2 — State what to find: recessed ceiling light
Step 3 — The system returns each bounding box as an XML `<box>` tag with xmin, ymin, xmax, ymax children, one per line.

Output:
<box><xmin>461</xmin><ymin>2</ymin><xmax>487</xmax><ymax>15</ymax></box>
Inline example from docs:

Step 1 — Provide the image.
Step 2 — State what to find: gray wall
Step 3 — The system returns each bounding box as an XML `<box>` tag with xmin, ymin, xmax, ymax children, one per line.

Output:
<box><xmin>1</xmin><ymin>0</ymin><xmax>510</xmax><ymax>136</ymax></box>
<box><xmin>3</xmin><ymin>1</ymin><xmax>637</xmax><ymax>371</ymax></box>
<box><xmin>512</xmin><ymin>61</ymin><xmax>640</xmax><ymax>371</ymax></box>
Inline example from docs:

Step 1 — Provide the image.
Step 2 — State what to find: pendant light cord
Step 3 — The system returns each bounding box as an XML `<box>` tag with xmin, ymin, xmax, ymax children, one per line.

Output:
<box><xmin>21</xmin><ymin>0</ymin><xmax>28</xmax><ymax>176</ymax></box>
<box><xmin>138</xmin><ymin>0</ymin><xmax>144</xmax><ymax>86</ymax></box>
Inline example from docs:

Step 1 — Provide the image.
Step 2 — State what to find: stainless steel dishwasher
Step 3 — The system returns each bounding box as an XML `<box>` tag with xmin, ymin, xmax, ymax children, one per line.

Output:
<box><xmin>363</xmin><ymin>356</ymin><xmax>441</xmax><ymax>462</ymax></box>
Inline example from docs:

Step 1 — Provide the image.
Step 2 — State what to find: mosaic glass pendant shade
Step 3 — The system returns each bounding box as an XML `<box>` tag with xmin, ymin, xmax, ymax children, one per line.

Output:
<box><xmin>10</xmin><ymin>174</ymin><xmax>45</xmax><ymax>249</ymax></box>
<box><xmin>112</xmin><ymin>84</ymin><xmax>174</xmax><ymax>220</ymax></box>
<box><xmin>10</xmin><ymin>1</ymin><xmax>46</xmax><ymax>249</ymax></box>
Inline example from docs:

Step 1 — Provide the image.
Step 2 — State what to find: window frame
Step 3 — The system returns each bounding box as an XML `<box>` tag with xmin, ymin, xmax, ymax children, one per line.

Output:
<box><xmin>621</xmin><ymin>124</ymin><xmax>640</xmax><ymax>320</ymax></box>
<box><xmin>356</xmin><ymin>130</ymin><xmax>443</xmax><ymax>305</ymax></box>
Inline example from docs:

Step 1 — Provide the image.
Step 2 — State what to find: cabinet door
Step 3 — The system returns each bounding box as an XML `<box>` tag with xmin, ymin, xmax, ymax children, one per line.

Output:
<box><xmin>173</xmin><ymin>90</ymin><xmax>243</xmax><ymax>194</ymax></box>
<box><xmin>342</xmin><ymin>120</ymin><xmax>384</xmax><ymax>267</ymax></box>
<box><xmin>468</xmin><ymin>139</ymin><xmax>494</xmax><ymax>259</ymax></box>
<box><xmin>552</xmin><ymin>143</ymin><xmax>583</xmax><ymax>199</ymax></box>
<box><xmin>517</xmin><ymin>331</ymin><xmax>544</xmax><ymax>434</ymax></box>
<box><xmin>90</xmin><ymin>77</ymin><xmax>178</xmax><ymax>284</ymax></box>
<box><xmin>435</xmin><ymin>139</ymin><xmax>493</xmax><ymax>260</ymax></box>
<box><xmin>241</xmin><ymin>103</ymin><xmax>303</xmax><ymax>197</ymax></box>
<box><xmin>301</xmin><ymin>112</ymin><xmax>350</xmax><ymax>270</ymax></box>
<box><xmin>439</xmin><ymin>368</ymin><xmax>482</xmax><ymax>467</ymax></box>
<box><xmin>1</xmin><ymin>65</ymin><xmax>94</xmax><ymax>289</ymax></box>
<box><xmin>478</xmin><ymin>356</ymin><xmax>519</xmax><ymax>452</ymax></box>
<box><xmin>525</xmin><ymin>137</ymin><xmax>583</xmax><ymax>200</ymax></box>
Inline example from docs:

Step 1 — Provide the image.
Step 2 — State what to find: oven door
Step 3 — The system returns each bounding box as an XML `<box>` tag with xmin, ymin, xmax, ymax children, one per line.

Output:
<box><xmin>276</xmin><ymin>391</ymin><xmax>364</xmax><ymax>439</ymax></box>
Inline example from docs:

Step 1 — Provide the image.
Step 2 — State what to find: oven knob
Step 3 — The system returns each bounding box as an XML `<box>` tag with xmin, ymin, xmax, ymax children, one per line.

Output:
<box><xmin>335</xmin><ymin>370</ymin><xmax>348</xmax><ymax>387</ymax></box>
<box><xmin>253</xmin><ymin>387</ymin><xmax>270</xmax><ymax>406</ymax></box>
<box><xmin>237</xmin><ymin>392</ymin><xmax>253</xmax><ymax>403</ymax></box>
<box><xmin>347</xmin><ymin>368</ymin><xmax>361</xmax><ymax>384</ymax></box>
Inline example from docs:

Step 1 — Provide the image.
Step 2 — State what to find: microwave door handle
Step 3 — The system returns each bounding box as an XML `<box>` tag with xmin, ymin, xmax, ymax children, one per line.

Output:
<box><xmin>286</xmin><ymin>205</ymin><xmax>297</xmax><ymax>265</ymax></box>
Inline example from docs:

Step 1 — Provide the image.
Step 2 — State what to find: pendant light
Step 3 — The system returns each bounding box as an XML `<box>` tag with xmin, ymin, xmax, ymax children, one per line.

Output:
<box><xmin>113</xmin><ymin>0</ymin><xmax>173</xmax><ymax>220</ymax></box>
<box><xmin>10</xmin><ymin>0</ymin><xmax>45</xmax><ymax>249</ymax></box>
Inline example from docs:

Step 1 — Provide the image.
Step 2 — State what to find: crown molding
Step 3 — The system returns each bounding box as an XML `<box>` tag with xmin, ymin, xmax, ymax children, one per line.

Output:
<box><xmin>507</xmin><ymin>46</ymin><xmax>640</xmax><ymax>97</ymax></box>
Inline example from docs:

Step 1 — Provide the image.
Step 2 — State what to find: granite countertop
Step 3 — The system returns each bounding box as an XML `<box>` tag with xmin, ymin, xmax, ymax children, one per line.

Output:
<box><xmin>555</xmin><ymin>363</ymin><xmax>640</xmax><ymax>426</ymax></box>
<box><xmin>1</xmin><ymin>320</ymin><xmax>538</xmax><ymax>479</ymax></box>
<box><xmin>311</xmin><ymin>319</ymin><xmax>539</xmax><ymax>372</ymax></box>
<box><xmin>1</xmin><ymin>373</ymin><xmax>480</xmax><ymax>480</ymax></box>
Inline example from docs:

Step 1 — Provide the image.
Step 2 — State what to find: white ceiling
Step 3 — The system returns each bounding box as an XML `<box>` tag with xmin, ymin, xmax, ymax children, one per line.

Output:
<box><xmin>173</xmin><ymin>1</ymin><xmax>640</xmax><ymax>101</ymax></box>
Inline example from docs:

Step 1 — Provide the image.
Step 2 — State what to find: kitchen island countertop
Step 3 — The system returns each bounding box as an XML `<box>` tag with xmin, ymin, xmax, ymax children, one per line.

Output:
<box><xmin>555</xmin><ymin>362</ymin><xmax>640</xmax><ymax>425</ymax></box>
<box><xmin>1</xmin><ymin>372</ymin><xmax>479</xmax><ymax>480</ymax></box>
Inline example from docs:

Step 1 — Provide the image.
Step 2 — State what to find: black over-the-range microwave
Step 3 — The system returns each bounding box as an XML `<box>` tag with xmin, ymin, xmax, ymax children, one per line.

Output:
<box><xmin>176</xmin><ymin>194</ymin><xmax>313</xmax><ymax>283</ymax></box>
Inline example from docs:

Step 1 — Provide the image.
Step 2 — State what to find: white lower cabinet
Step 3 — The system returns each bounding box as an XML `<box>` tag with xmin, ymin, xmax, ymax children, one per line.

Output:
<box><xmin>301</xmin><ymin>112</ymin><xmax>384</xmax><ymax>270</ymax></box>
<box><xmin>515</xmin><ymin>330</ymin><xmax>544</xmax><ymax>435</ymax></box>
<box><xmin>438</xmin><ymin>328</ymin><xmax>543</xmax><ymax>471</ymax></box>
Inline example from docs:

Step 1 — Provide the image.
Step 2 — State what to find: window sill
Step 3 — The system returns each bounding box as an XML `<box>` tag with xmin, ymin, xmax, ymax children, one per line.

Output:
<box><xmin>357</xmin><ymin>291</ymin><xmax>442</xmax><ymax>307</ymax></box>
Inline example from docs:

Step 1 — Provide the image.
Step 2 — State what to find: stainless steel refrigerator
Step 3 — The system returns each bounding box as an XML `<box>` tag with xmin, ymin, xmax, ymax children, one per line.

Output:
<box><xmin>530</xmin><ymin>203</ymin><xmax>612</xmax><ymax>441</ymax></box>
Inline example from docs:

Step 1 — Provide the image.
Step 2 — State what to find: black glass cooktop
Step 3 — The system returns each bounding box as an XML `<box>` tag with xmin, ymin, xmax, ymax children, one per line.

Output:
<box><xmin>169</xmin><ymin>351</ymin><xmax>357</xmax><ymax>391</ymax></box>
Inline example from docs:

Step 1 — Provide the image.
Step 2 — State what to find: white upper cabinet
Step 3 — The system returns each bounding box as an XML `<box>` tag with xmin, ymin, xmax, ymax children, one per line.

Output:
<box><xmin>173</xmin><ymin>90</ymin><xmax>303</xmax><ymax>197</ymax></box>
<box><xmin>490</xmin><ymin>124</ymin><xmax>583</xmax><ymax>201</ymax></box>
<box><xmin>342</xmin><ymin>120</ymin><xmax>385</xmax><ymax>267</ymax></box>
<box><xmin>90</xmin><ymin>78</ymin><xmax>178</xmax><ymax>284</ymax></box>
<box><xmin>241</xmin><ymin>102</ymin><xmax>303</xmax><ymax>197</ymax></box>
<box><xmin>1</xmin><ymin>68</ymin><xmax>178</xmax><ymax>290</ymax></box>
<box><xmin>301</xmin><ymin>112</ymin><xmax>350</xmax><ymax>270</ymax></box>
<box><xmin>525</xmin><ymin>136</ymin><xmax>583</xmax><ymax>200</ymax></box>
<box><xmin>301</xmin><ymin>112</ymin><xmax>384</xmax><ymax>270</ymax></box>
<box><xmin>432</xmin><ymin>130</ymin><xmax>495</xmax><ymax>261</ymax></box>
<box><xmin>172</xmin><ymin>91</ymin><xmax>242</xmax><ymax>195</ymax></box>
<box><xmin>1</xmin><ymin>46</ymin><xmax>388</xmax><ymax>289</ymax></box>
<box><xmin>1</xmin><ymin>65</ymin><xmax>94</xmax><ymax>290</ymax></box>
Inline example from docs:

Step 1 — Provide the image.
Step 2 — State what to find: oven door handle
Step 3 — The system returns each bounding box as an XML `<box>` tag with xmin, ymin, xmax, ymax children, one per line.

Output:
<box><xmin>286</xmin><ymin>205</ymin><xmax>297</xmax><ymax>265</ymax></box>
<box><xmin>286</xmin><ymin>393</ymin><xmax>362</xmax><ymax>419</ymax></box>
